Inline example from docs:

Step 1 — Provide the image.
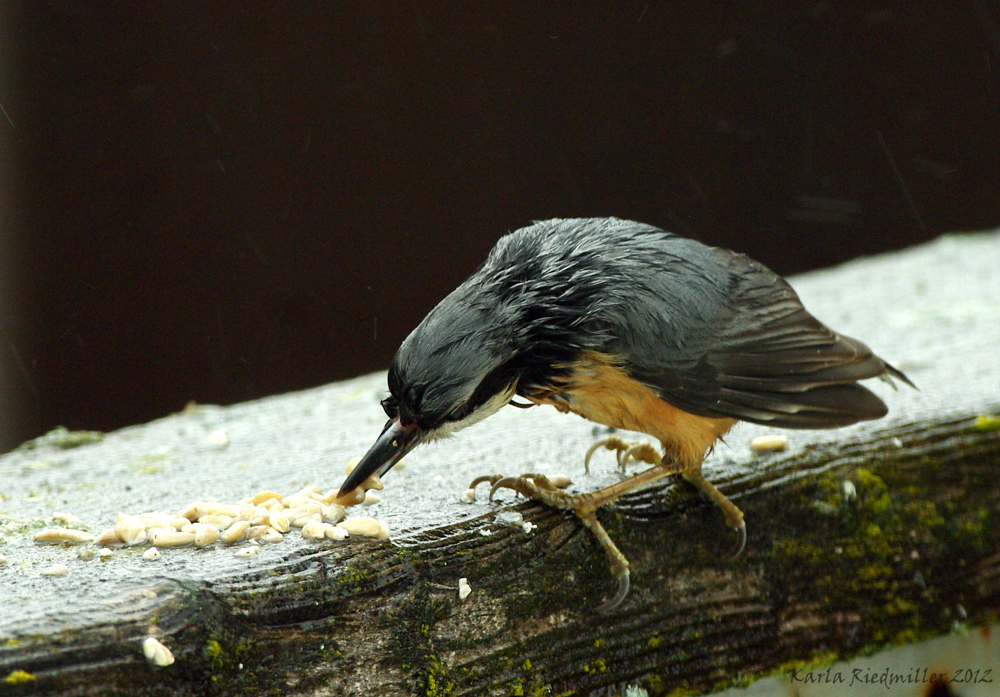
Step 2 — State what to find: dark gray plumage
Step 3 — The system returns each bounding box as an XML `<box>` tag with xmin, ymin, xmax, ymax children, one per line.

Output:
<box><xmin>340</xmin><ymin>218</ymin><xmax>912</xmax><ymax>608</ymax></box>
<box><xmin>385</xmin><ymin>217</ymin><xmax>910</xmax><ymax>435</ymax></box>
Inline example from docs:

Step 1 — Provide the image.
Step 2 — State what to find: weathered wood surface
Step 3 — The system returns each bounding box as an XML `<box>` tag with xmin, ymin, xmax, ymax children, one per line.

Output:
<box><xmin>1</xmin><ymin>231</ymin><xmax>998</xmax><ymax>696</ymax></box>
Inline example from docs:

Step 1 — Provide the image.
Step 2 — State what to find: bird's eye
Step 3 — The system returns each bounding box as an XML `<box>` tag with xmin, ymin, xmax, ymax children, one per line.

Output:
<box><xmin>380</xmin><ymin>396</ymin><xmax>399</xmax><ymax>418</ymax></box>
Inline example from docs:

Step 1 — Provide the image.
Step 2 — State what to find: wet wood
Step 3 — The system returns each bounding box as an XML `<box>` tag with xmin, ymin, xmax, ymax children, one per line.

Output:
<box><xmin>2</xmin><ymin>414</ymin><xmax>999</xmax><ymax>696</ymax></box>
<box><xmin>2</xmin><ymin>231</ymin><xmax>998</xmax><ymax>695</ymax></box>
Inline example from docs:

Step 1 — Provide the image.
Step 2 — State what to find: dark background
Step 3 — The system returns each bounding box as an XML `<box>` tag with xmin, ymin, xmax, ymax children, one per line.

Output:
<box><xmin>2</xmin><ymin>1</ymin><xmax>999</xmax><ymax>453</ymax></box>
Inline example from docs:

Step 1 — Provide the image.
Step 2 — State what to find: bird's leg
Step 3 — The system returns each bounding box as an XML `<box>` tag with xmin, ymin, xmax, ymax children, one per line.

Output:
<box><xmin>680</xmin><ymin>469</ymin><xmax>747</xmax><ymax>560</ymax></box>
<box><xmin>584</xmin><ymin>437</ymin><xmax>661</xmax><ymax>474</ymax></box>
<box><xmin>472</xmin><ymin>462</ymin><xmax>684</xmax><ymax>612</ymax></box>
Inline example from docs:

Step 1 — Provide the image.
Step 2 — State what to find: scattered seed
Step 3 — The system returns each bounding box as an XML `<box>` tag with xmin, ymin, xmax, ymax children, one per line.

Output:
<box><xmin>495</xmin><ymin>511</ymin><xmax>524</xmax><ymax>528</ymax></box>
<box><xmin>333</xmin><ymin>489</ymin><xmax>366</xmax><ymax>507</ymax></box>
<box><xmin>343</xmin><ymin>457</ymin><xmax>384</xmax><ymax>493</ymax></box>
<box><xmin>143</xmin><ymin>547</ymin><xmax>161</xmax><ymax>560</ymax></box>
<box><xmin>235</xmin><ymin>504</ymin><xmax>256</xmax><ymax>522</ymax></box>
<box><xmin>177</xmin><ymin>501</ymin><xmax>206</xmax><ymax>522</ymax></box>
<box><xmin>34</xmin><ymin>528</ymin><xmax>95</xmax><ymax>544</ymax></box>
<box><xmin>0</xmin><ymin>554</ymin><xmax>6</xmax><ymax>564</ymax></box>
<box><xmin>193</xmin><ymin>524</ymin><xmax>220</xmax><ymax>547</ymax></box>
<box><xmin>115</xmin><ymin>514</ymin><xmax>148</xmax><ymax>546</ymax></box>
<box><xmin>150</xmin><ymin>531</ymin><xmax>195</xmax><ymax>547</ymax></box>
<box><xmin>42</xmin><ymin>563</ymin><xmax>69</xmax><ymax>576</ymax></box>
<box><xmin>459</xmin><ymin>489</ymin><xmax>476</xmax><ymax>504</ymax></box>
<box><xmin>247</xmin><ymin>506</ymin><xmax>269</xmax><ymax>526</ymax></box>
<box><xmin>522</xmin><ymin>521</ymin><xmax>536</xmax><ymax>535</ymax></box>
<box><xmin>168</xmin><ymin>517</ymin><xmax>191</xmax><ymax>530</ymax></box>
<box><xmin>301</xmin><ymin>520</ymin><xmax>326</xmax><ymax>540</ymax></box>
<box><xmin>99</xmin><ymin>547</ymin><xmax>114</xmax><ymax>560</ymax></box>
<box><xmin>267</xmin><ymin>511</ymin><xmax>290</xmax><ymax>533</ymax></box>
<box><xmin>52</xmin><ymin>511</ymin><xmax>83</xmax><ymax>525</ymax></box>
<box><xmin>282</xmin><ymin>496</ymin><xmax>313</xmax><ymax>509</ymax></box>
<box><xmin>458</xmin><ymin>577</ymin><xmax>472</xmax><ymax>601</ymax></box>
<box><xmin>842</xmin><ymin>480</ymin><xmax>857</xmax><ymax>503</ymax></box>
<box><xmin>94</xmin><ymin>528</ymin><xmax>121</xmax><ymax>545</ymax></box>
<box><xmin>323</xmin><ymin>523</ymin><xmax>349</xmax><ymax>541</ymax></box>
<box><xmin>750</xmin><ymin>434</ymin><xmax>789</xmax><ymax>453</ymax></box>
<box><xmin>322</xmin><ymin>503</ymin><xmax>346</xmax><ymax>525</ymax></box>
<box><xmin>549</xmin><ymin>474</ymin><xmax>572</xmax><ymax>489</ymax></box>
<box><xmin>204</xmin><ymin>503</ymin><xmax>240</xmax><ymax>517</ymax></box>
<box><xmin>142</xmin><ymin>637</ymin><xmax>175</xmax><ymax>667</ymax></box>
<box><xmin>339</xmin><ymin>517</ymin><xmax>390</xmax><ymax>540</ymax></box>
<box><xmin>252</xmin><ymin>490</ymin><xmax>282</xmax><ymax>506</ymax></box>
<box><xmin>77</xmin><ymin>548</ymin><xmax>95</xmax><ymax>560</ymax></box>
<box><xmin>198</xmin><ymin>514</ymin><xmax>233</xmax><ymax>530</ymax></box>
<box><xmin>221</xmin><ymin>520</ymin><xmax>250</xmax><ymax>544</ymax></box>
<box><xmin>287</xmin><ymin>503</ymin><xmax>322</xmax><ymax>525</ymax></box>
<box><xmin>294</xmin><ymin>484</ymin><xmax>322</xmax><ymax>499</ymax></box>
<box><xmin>362</xmin><ymin>491</ymin><xmax>381</xmax><ymax>505</ymax></box>
<box><xmin>316</xmin><ymin>489</ymin><xmax>341</xmax><ymax>505</ymax></box>
<box><xmin>246</xmin><ymin>525</ymin><xmax>269</xmax><ymax>540</ymax></box>
<box><xmin>235</xmin><ymin>546</ymin><xmax>259</xmax><ymax>557</ymax></box>
<box><xmin>261</xmin><ymin>528</ymin><xmax>284</xmax><ymax>544</ymax></box>
<box><xmin>206</xmin><ymin>428</ymin><xmax>229</xmax><ymax>448</ymax></box>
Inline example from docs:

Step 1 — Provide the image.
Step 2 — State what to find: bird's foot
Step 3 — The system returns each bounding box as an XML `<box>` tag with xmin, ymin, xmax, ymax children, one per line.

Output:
<box><xmin>584</xmin><ymin>437</ymin><xmax>662</xmax><ymax>474</ymax></box>
<box><xmin>680</xmin><ymin>470</ymin><xmax>747</xmax><ymax>561</ymax></box>
<box><xmin>468</xmin><ymin>472</ymin><xmax>631</xmax><ymax>612</ymax></box>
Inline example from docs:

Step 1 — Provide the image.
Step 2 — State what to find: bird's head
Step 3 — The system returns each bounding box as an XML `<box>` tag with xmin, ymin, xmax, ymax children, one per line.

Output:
<box><xmin>337</xmin><ymin>281</ymin><xmax>520</xmax><ymax>497</ymax></box>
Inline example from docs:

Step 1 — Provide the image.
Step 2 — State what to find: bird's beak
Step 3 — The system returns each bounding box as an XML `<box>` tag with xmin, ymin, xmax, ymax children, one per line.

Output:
<box><xmin>338</xmin><ymin>418</ymin><xmax>422</xmax><ymax>496</ymax></box>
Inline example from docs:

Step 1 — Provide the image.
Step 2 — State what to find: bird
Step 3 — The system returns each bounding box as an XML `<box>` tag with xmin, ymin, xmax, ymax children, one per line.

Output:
<box><xmin>338</xmin><ymin>217</ymin><xmax>913</xmax><ymax>610</ymax></box>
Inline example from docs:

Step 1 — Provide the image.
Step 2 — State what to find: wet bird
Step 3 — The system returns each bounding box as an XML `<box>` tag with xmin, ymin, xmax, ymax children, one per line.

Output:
<box><xmin>339</xmin><ymin>217</ymin><xmax>912</xmax><ymax>610</ymax></box>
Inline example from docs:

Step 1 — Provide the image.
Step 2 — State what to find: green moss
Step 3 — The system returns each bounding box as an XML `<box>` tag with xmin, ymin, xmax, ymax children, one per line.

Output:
<box><xmin>854</xmin><ymin>469</ymin><xmax>891</xmax><ymax>514</ymax></box>
<box><xmin>902</xmin><ymin>500</ymin><xmax>946</xmax><ymax>530</ymax></box>
<box><xmin>19</xmin><ymin>426</ymin><xmax>104</xmax><ymax>450</ymax></box>
<box><xmin>206</xmin><ymin>639</ymin><xmax>225</xmax><ymax>670</ymax></box>
<box><xmin>642</xmin><ymin>674</ymin><xmax>664</xmax><ymax>695</ymax></box>
<box><xmin>972</xmin><ymin>414</ymin><xmax>1000</xmax><ymax>432</ymax></box>
<box><xmin>131</xmin><ymin>452</ymin><xmax>175</xmax><ymax>475</ymax></box>
<box><xmin>950</xmin><ymin>508</ymin><xmax>991</xmax><ymax>550</ymax></box>
<box><xmin>583</xmin><ymin>659</ymin><xmax>607</xmax><ymax>674</ymax></box>
<box><xmin>771</xmin><ymin>539</ymin><xmax>826</xmax><ymax>566</ymax></box>
<box><xmin>648</xmin><ymin>632</ymin><xmax>663</xmax><ymax>649</ymax></box>
<box><xmin>774</xmin><ymin>651</ymin><xmax>838</xmax><ymax>679</ymax></box>
<box><xmin>4</xmin><ymin>670</ymin><xmax>36</xmax><ymax>684</ymax></box>
<box><xmin>337</xmin><ymin>565</ymin><xmax>370</xmax><ymax>593</ymax></box>
<box><xmin>424</xmin><ymin>655</ymin><xmax>455</xmax><ymax>697</ymax></box>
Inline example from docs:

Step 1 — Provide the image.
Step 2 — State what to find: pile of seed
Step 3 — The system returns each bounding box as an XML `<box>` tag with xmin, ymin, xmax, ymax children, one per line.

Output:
<box><xmin>33</xmin><ymin>457</ymin><xmax>389</xmax><ymax>558</ymax></box>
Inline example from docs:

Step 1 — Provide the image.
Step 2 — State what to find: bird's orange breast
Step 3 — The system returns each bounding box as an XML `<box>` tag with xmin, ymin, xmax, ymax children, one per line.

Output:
<box><xmin>528</xmin><ymin>351</ymin><xmax>736</xmax><ymax>468</ymax></box>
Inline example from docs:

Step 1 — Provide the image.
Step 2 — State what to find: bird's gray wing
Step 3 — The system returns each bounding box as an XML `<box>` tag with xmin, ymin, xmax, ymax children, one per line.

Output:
<box><xmin>615</xmin><ymin>244</ymin><xmax>908</xmax><ymax>429</ymax></box>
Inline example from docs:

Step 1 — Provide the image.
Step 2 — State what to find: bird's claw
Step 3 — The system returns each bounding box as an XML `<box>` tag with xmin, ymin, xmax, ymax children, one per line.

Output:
<box><xmin>594</xmin><ymin>571</ymin><xmax>630</xmax><ymax>614</ymax></box>
<box><xmin>469</xmin><ymin>473</ymin><xmax>571</xmax><ymax>504</ymax></box>
<box><xmin>584</xmin><ymin>437</ymin><xmax>661</xmax><ymax>474</ymax></box>
<box><xmin>488</xmin><ymin>474</ymin><xmax>576</xmax><ymax>506</ymax></box>
<box><xmin>468</xmin><ymin>474</ymin><xmax>504</xmax><ymax>492</ymax></box>
<box><xmin>724</xmin><ymin>522</ymin><xmax>747</xmax><ymax>562</ymax></box>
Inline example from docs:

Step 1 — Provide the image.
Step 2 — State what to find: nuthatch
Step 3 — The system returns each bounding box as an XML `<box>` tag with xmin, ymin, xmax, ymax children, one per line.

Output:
<box><xmin>339</xmin><ymin>217</ymin><xmax>913</xmax><ymax>610</ymax></box>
